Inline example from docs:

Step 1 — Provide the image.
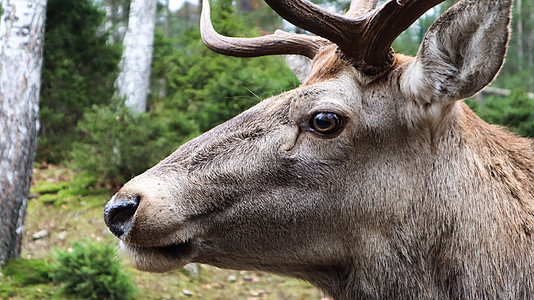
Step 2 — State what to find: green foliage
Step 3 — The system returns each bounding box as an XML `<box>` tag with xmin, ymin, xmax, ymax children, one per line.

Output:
<box><xmin>31</xmin><ymin>181</ymin><xmax>69</xmax><ymax>195</ymax></box>
<box><xmin>1</xmin><ymin>258</ymin><xmax>52</xmax><ymax>286</ymax></box>
<box><xmin>466</xmin><ymin>90</ymin><xmax>534</xmax><ymax>138</ymax></box>
<box><xmin>392</xmin><ymin>1</ymin><xmax>455</xmax><ymax>56</ymax></box>
<box><xmin>38</xmin><ymin>0</ymin><xmax>121</xmax><ymax>163</ymax></box>
<box><xmin>70</xmin><ymin>102</ymin><xmax>198</xmax><ymax>187</ymax></box>
<box><xmin>0</xmin><ymin>259</ymin><xmax>53</xmax><ymax>298</ymax></box>
<box><xmin>30</xmin><ymin>171</ymin><xmax>104</xmax><ymax>207</ymax></box>
<box><xmin>36</xmin><ymin>193</ymin><xmax>61</xmax><ymax>206</ymax></box>
<box><xmin>151</xmin><ymin>0</ymin><xmax>297</xmax><ymax>133</ymax></box>
<box><xmin>63</xmin><ymin>172</ymin><xmax>100</xmax><ymax>197</ymax></box>
<box><xmin>51</xmin><ymin>240</ymin><xmax>137</xmax><ymax>300</ymax></box>
<box><xmin>495</xmin><ymin>0</ymin><xmax>534</xmax><ymax>92</ymax></box>
<box><xmin>69</xmin><ymin>0</ymin><xmax>297</xmax><ymax>187</ymax></box>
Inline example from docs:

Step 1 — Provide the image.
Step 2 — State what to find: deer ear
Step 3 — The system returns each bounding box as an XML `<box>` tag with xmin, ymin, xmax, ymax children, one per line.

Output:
<box><xmin>284</xmin><ymin>54</ymin><xmax>312</xmax><ymax>84</ymax></box>
<box><xmin>401</xmin><ymin>0</ymin><xmax>512</xmax><ymax>104</ymax></box>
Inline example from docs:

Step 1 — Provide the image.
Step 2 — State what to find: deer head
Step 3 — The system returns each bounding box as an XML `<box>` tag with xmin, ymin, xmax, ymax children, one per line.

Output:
<box><xmin>104</xmin><ymin>0</ymin><xmax>534</xmax><ymax>298</ymax></box>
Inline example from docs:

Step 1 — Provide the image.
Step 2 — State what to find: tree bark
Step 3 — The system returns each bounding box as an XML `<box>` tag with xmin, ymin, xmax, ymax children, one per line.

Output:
<box><xmin>114</xmin><ymin>0</ymin><xmax>157</xmax><ymax>113</ymax></box>
<box><xmin>0</xmin><ymin>0</ymin><xmax>47</xmax><ymax>265</ymax></box>
<box><xmin>239</xmin><ymin>0</ymin><xmax>253</xmax><ymax>12</ymax></box>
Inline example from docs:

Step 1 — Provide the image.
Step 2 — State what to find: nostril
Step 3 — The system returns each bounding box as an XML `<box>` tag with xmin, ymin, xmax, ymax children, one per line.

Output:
<box><xmin>104</xmin><ymin>195</ymin><xmax>140</xmax><ymax>238</ymax></box>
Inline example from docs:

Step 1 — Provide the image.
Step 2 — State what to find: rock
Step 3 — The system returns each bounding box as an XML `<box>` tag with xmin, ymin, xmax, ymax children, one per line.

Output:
<box><xmin>250</xmin><ymin>289</ymin><xmax>264</xmax><ymax>296</ymax></box>
<box><xmin>57</xmin><ymin>231</ymin><xmax>67</xmax><ymax>240</ymax></box>
<box><xmin>32</xmin><ymin>230</ymin><xmax>49</xmax><ymax>240</ymax></box>
<box><xmin>182</xmin><ymin>289</ymin><xmax>193</xmax><ymax>297</ymax></box>
<box><xmin>184</xmin><ymin>263</ymin><xmax>199</xmax><ymax>277</ymax></box>
<box><xmin>211</xmin><ymin>282</ymin><xmax>225</xmax><ymax>289</ymax></box>
<box><xmin>227</xmin><ymin>274</ymin><xmax>238</xmax><ymax>282</ymax></box>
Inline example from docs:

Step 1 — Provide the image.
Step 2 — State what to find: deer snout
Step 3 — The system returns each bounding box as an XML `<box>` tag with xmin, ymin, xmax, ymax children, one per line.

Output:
<box><xmin>103</xmin><ymin>175</ymin><xmax>186</xmax><ymax>246</ymax></box>
<box><xmin>104</xmin><ymin>194</ymin><xmax>140</xmax><ymax>237</ymax></box>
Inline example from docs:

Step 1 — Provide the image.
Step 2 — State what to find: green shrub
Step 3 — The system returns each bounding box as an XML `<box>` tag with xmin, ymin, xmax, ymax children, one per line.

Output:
<box><xmin>30</xmin><ymin>181</ymin><xmax>69</xmax><ymax>195</ymax></box>
<box><xmin>51</xmin><ymin>240</ymin><xmax>137</xmax><ymax>300</ymax></box>
<box><xmin>466</xmin><ymin>89</ymin><xmax>534</xmax><ymax>138</ymax></box>
<box><xmin>30</xmin><ymin>172</ymin><xmax>102</xmax><ymax>207</ymax></box>
<box><xmin>55</xmin><ymin>171</ymin><xmax>102</xmax><ymax>198</ymax></box>
<box><xmin>38</xmin><ymin>0</ymin><xmax>121</xmax><ymax>163</ymax></box>
<box><xmin>150</xmin><ymin>0</ymin><xmax>297</xmax><ymax>133</ymax></box>
<box><xmin>70</xmin><ymin>103</ymin><xmax>199</xmax><ymax>188</ymax></box>
<box><xmin>70</xmin><ymin>0</ymin><xmax>296</xmax><ymax>188</ymax></box>
<box><xmin>36</xmin><ymin>193</ymin><xmax>60</xmax><ymax>206</ymax></box>
<box><xmin>1</xmin><ymin>258</ymin><xmax>51</xmax><ymax>286</ymax></box>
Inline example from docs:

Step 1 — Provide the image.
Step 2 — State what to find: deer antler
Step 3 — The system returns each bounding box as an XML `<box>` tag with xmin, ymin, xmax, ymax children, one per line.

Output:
<box><xmin>264</xmin><ymin>0</ymin><xmax>445</xmax><ymax>74</ymax></box>
<box><xmin>347</xmin><ymin>0</ymin><xmax>379</xmax><ymax>17</ymax></box>
<box><xmin>201</xmin><ymin>0</ymin><xmax>445</xmax><ymax>75</ymax></box>
<box><xmin>200</xmin><ymin>0</ymin><xmax>330</xmax><ymax>59</ymax></box>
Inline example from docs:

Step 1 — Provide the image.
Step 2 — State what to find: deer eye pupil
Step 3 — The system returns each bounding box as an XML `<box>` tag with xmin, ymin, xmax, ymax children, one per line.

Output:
<box><xmin>310</xmin><ymin>112</ymin><xmax>342</xmax><ymax>134</ymax></box>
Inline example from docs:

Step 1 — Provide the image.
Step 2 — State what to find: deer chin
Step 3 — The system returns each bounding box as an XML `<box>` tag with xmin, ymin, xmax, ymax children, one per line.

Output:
<box><xmin>120</xmin><ymin>239</ymin><xmax>196</xmax><ymax>272</ymax></box>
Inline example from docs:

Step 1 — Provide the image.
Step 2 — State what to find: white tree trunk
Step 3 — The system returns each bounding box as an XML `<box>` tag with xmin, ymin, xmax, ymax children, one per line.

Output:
<box><xmin>115</xmin><ymin>0</ymin><xmax>157</xmax><ymax>113</ymax></box>
<box><xmin>0</xmin><ymin>0</ymin><xmax>47</xmax><ymax>265</ymax></box>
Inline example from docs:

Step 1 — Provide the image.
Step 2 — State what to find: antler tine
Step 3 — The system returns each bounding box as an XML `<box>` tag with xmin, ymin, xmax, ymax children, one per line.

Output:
<box><xmin>347</xmin><ymin>0</ymin><xmax>378</xmax><ymax>17</ymax></box>
<box><xmin>264</xmin><ymin>0</ymin><xmax>445</xmax><ymax>75</ymax></box>
<box><xmin>263</xmin><ymin>0</ymin><xmax>359</xmax><ymax>50</ymax></box>
<box><xmin>200</xmin><ymin>0</ymin><xmax>329</xmax><ymax>59</ymax></box>
<box><xmin>358</xmin><ymin>0</ymin><xmax>445</xmax><ymax>73</ymax></box>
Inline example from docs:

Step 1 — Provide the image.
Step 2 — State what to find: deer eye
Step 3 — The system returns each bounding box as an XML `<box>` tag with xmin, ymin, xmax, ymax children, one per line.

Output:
<box><xmin>309</xmin><ymin>112</ymin><xmax>343</xmax><ymax>135</ymax></box>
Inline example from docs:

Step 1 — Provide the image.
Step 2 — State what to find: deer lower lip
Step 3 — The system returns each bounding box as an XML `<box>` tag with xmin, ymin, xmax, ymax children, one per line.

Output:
<box><xmin>121</xmin><ymin>239</ymin><xmax>196</xmax><ymax>272</ymax></box>
<box><xmin>155</xmin><ymin>239</ymin><xmax>193</xmax><ymax>257</ymax></box>
<box><xmin>131</xmin><ymin>239</ymin><xmax>193</xmax><ymax>258</ymax></box>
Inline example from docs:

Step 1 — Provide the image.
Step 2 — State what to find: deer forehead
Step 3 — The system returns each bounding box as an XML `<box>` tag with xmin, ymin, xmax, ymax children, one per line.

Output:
<box><xmin>291</xmin><ymin>51</ymin><xmax>414</xmax><ymax>121</ymax></box>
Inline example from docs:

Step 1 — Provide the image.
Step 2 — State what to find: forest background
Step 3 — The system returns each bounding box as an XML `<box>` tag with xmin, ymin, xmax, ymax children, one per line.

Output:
<box><xmin>40</xmin><ymin>0</ymin><xmax>534</xmax><ymax>187</ymax></box>
<box><xmin>2</xmin><ymin>0</ymin><xmax>534</xmax><ymax>299</ymax></box>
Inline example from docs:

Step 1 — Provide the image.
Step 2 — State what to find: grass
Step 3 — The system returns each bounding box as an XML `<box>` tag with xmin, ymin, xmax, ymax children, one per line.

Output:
<box><xmin>0</xmin><ymin>164</ymin><xmax>326</xmax><ymax>299</ymax></box>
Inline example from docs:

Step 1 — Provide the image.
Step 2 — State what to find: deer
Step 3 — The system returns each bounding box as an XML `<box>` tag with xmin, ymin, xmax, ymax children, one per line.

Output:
<box><xmin>104</xmin><ymin>0</ymin><xmax>534</xmax><ymax>298</ymax></box>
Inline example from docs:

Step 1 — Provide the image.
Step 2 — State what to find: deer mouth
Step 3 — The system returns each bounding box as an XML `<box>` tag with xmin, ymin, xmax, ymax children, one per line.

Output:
<box><xmin>120</xmin><ymin>239</ymin><xmax>196</xmax><ymax>272</ymax></box>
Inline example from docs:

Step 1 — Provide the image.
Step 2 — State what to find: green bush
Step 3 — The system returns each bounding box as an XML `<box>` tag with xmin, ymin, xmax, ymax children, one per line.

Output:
<box><xmin>51</xmin><ymin>240</ymin><xmax>137</xmax><ymax>300</ymax></box>
<box><xmin>30</xmin><ymin>172</ymin><xmax>102</xmax><ymax>207</ymax></box>
<box><xmin>30</xmin><ymin>181</ymin><xmax>69</xmax><ymax>195</ymax></box>
<box><xmin>38</xmin><ymin>0</ymin><xmax>121</xmax><ymax>163</ymax></box>
<box><xmin>56</xmin><ymin>172</ymin><xmax>102</xmax><ymax>198</ymax></box>
<box><xmin>151</xmin><ymin>11</ymin><xmax>297</xmax><ymax>133</ymax></box>
<box><xmin>466</xmin><ymin>89</ymin><xmax>534</xmax><ymax>138</ymax></box>
<box><xmin>36</xmin><ymin>193</ymin><xmax>60</xmax><ymax>206</ymax></box>
<box><xmin>1</xmin><ymin>258</ymin><xmax>52</xmax><ymax>286</ymax></box>
<box><xmin>70</xmin><ymin>102</ymin><xmax>199</xmax><ymax>188</ymax></box>
<box><xmin>70</xmin><ymin>0</ymin><xmax>296</xmax><ymax>187</ymax></box>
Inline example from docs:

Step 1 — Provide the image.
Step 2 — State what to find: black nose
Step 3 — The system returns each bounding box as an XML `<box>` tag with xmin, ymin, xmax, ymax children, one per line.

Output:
<box><xmin>104</xmin><ymin>195</ymin><xmax>140</xmax><ymax>237</ymax></box>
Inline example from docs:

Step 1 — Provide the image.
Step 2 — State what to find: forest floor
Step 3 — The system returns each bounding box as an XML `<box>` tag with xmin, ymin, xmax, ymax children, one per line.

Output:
<box><xmin>3</xmin><ymin>164</ymin><xmax>326</xmax><ymax>300</ymax></box>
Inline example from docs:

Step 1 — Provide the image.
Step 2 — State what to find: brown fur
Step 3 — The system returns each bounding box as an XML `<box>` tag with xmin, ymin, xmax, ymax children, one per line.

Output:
<box><xmin>304</xmin><ymin>45</ymin><xmax>350</xmax><ymax>85</ymax></box>
<box><xmin>104</xmin><ymin>0</ymin><xmax>534</xmax><ymax>298</ymax></box>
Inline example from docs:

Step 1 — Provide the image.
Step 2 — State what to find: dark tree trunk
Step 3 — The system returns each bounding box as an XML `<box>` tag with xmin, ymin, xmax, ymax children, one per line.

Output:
<box><xmin>239</xmin><ymin>0</ymin><xmax>253</xmax><ymax>12</ymax></box>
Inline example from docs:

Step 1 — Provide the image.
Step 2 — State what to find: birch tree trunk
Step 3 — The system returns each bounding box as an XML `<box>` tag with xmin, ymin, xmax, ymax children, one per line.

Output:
<box><xmin>0</xmin><ymin>0</ymin><xmax>47</xmax><ymax>265</ymax></box>
<box><xmin>114</xmin><ymin>0</ymin><xmax>157</xmax><ymax>113</ymax></box>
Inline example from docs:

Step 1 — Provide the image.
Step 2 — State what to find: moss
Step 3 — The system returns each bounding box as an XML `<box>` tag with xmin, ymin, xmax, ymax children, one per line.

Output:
<box><xmin>1</xmin><ymin>258</ymin><xmax>52</xmax><ymax>286</ymax></box>
<box><xmin>0</xmin><ymin>283</ymin><xmax>55</xmax><ymax>300</ymax></box>
<box><xmin>31</xmin><ymin>181</ymin><xmax>68</xmax><ymax>195</ymax></box>
<box><xmin>37</xmin><ymin>193</ymin><xmax>60</xmax><ymax>206</ymax></box>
